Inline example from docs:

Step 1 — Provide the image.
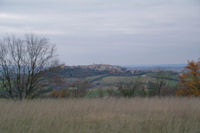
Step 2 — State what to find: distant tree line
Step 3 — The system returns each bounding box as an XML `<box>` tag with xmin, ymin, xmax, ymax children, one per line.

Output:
<box><xmin>49</xmin><ymin>59</ymin><xmax>200</xmax><ymax>98</ymax></box>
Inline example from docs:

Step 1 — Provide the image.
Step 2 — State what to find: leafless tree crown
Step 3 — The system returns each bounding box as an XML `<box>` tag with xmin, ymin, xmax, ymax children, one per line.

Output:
<box><xmin>0</xmin><ymin>34</ymin><xmax>56</xmax><ymax>99</ymax></box>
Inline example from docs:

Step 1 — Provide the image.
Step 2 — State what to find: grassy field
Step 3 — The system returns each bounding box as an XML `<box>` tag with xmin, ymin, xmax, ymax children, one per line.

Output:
<box><xmin>0</xmin><ymin>98</ymin><xmax>200</xmax><ymax>133</ymax></box>
<box><xmin>91</xmin><ymin>75</ymin><xmax>178</xmax><ymax>87</ymax></box>
<box><xmin>86</xmin><ymin>71</ymin><xmax>179</xmax><ymax>87</ymax></box>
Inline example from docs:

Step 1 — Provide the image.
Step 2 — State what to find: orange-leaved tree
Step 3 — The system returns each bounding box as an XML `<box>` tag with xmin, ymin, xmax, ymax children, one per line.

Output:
<box><xmin>176</xmin><ymin>59</ymin><xmax>200</xmax><ymax>96</ymax></box>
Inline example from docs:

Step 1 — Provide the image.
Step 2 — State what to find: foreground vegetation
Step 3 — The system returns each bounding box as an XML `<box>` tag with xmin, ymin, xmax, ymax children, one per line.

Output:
<box><xmin>0</xmin><ymin>98</ymin><xmax>200</xmax><ymax>133</ymax></box>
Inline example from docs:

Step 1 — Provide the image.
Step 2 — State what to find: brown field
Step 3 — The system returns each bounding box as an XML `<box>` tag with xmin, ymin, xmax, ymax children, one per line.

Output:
<box><xmin>0</xmin><ymin>97</ymin><xmax>200</xmax><ymax>133</ymax></box>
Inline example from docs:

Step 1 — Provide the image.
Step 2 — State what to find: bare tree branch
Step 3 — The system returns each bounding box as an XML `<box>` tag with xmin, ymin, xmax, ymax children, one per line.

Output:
<box><xmin>0</xmin><ymin>34</ymin><xmax>57</xmax><ymax>100</ymax></box>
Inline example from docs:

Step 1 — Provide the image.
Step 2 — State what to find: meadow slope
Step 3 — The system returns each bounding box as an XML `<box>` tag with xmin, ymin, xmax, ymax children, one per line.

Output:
<box><xmin>0</xmin><ymin>98</ymin><xmax>200</xmax><ymax>133</ymax></box>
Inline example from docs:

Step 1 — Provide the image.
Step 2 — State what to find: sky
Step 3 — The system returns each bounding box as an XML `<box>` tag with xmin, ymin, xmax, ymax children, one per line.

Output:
<box><xmin>0</xmin><ymin>0</ymin><xmax>200</xmax><ymax>66</ymax></box>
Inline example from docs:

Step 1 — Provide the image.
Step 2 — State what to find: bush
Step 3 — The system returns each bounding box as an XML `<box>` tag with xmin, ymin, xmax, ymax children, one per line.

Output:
<box><xmin>50</xmin><ymin>80</ymin><xmax>90</xmax><ymax>98</ymax></box>
<box><xmin>118</xmin><ymin>81</ymin><xmax>143</xmax><ymax>97</ymax></box>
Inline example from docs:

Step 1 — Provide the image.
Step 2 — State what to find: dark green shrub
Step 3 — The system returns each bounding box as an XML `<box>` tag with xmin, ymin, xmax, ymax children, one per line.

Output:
<box><xmin>118</xmin><ymin>81</ymin><xmax>143</xmax><ymax>97</ymax></box>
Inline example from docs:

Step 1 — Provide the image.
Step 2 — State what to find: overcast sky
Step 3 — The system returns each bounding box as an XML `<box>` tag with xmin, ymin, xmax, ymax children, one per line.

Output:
<box><xmin>0</xmin><ymin>0</ymin><xmax>200</xmax><ymax>65</ymax></box>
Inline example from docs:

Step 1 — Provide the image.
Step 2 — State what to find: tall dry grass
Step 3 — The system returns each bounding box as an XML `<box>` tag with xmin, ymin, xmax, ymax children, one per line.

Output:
<box><xmin>0</xmin><ymin>97</ymin><xmax>200</xmax><ymax>133</ymax></box>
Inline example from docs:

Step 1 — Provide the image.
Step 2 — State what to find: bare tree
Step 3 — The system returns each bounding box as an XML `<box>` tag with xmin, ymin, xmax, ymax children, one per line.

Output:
<box><xmin>0</xmin><ymin>34</ymin><xmax>57</xmax><ymax>100</ymax></box>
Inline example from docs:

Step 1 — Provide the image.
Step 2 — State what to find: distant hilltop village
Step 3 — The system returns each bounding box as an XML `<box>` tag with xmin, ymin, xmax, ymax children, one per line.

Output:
<box><xmin>65</xmin><ymin>64</ymin><xmax>127</xmax><ymax>73</ymax></box>
<box><xmin>58</xmin><ymin>64</ymin><xmax>182</xmax><ymax>74</ymax></box>
<box><xmin>52</xmin><ymin>64</ymin><xmax>158</xmax><ymax>78</ymax></box>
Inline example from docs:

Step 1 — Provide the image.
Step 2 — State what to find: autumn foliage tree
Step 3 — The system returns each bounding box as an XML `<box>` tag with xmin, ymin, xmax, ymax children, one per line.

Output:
<box><xmin>176</xmin><ymin>59</ymin><xmax>200</xmax><ymax>96</ymax></box>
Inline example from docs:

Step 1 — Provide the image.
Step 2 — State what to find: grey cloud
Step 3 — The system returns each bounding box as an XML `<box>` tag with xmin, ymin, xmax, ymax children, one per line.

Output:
<box><xmin>0</xmin><ymin>0</ymin><xmax>199</xmax><ymax>65</ymax></box>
